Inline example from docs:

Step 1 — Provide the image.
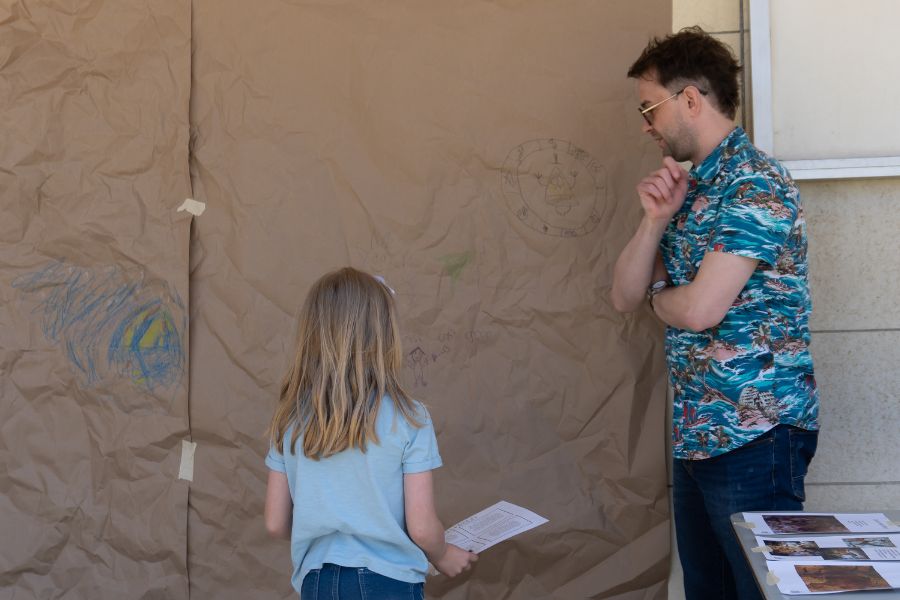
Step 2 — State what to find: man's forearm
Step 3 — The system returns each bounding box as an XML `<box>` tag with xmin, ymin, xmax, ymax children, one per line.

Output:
<box><xmin>611</xmin><ymin>216</ymin><xmax>669</xmax><ymax>312</ymax></box>
<box><xmin>652</xmin><ymin>251</ymin><xmax>759</xmax><ymax>332</ymax></box>
<box><xmin>650</xmin><ymin>285</ymin><xmax>698</xmax><ymax>330</ymax></box>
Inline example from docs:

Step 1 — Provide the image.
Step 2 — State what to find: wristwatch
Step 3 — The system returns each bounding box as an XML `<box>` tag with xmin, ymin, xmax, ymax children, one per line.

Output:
<box><xmin>647</xmin><ymin>280</ymin><xmax>668</xmax><ymax>309</ymax></box>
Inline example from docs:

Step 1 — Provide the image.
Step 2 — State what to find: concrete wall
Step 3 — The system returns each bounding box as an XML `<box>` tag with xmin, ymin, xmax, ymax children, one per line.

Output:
<box><xmin>667</xmin><ymin>1</ymin><xmax>900</xmax><ymax>597</ymax></box>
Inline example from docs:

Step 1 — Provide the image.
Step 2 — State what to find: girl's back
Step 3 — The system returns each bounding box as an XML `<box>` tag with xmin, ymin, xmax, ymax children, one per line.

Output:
<box><xmin>266</xmin><ymin>396</ymin><xmax>441</xmax><ymax>589</ymax></box>
<box><xmin>264</xmin><ymin>267</ymin><xmax>475</xmax><ymax>598</ymax></box>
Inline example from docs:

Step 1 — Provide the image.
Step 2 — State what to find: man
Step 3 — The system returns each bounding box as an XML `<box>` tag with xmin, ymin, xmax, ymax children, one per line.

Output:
<box><xmin>611</xmin><ymin>27</ymin><xmax>819</xmax><ymax>600</ymax></box>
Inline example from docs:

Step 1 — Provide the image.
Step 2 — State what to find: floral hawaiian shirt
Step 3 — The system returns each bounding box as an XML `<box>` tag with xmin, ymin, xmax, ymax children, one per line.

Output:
<box><xmin>660</xmin><ymin>127</ymin><xmax>819</xmax><ymax>460</ymax></box>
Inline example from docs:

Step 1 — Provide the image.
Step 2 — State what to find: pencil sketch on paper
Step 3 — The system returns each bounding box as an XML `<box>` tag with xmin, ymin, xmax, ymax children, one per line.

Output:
<box><xmin>357</xmin><ymin>236</ymin><xmax>423</xmax><ymax>300</ymax></box>
<box><xmin>12</xmin><ymin>261</ymin><xmax>185</xmax><ymax>391</ymax></box>
<box><xmin>406</xmin><ymin>343</ymin><xmax>453</xmax><ymax>388</ymax></box>
<box><xmin>404</xmin><ymin>328</ymin><xmax>496</xmax><ymax>388</ymax></box>
<box><xmin>407</xmin><ymin>346</ymin><xmax>435</xmax><ymax>387</ymax></box>
<box><xmin>501</xmin><ymin>138</ymin><xmax>606</xmax><ymax>237</ymax></box>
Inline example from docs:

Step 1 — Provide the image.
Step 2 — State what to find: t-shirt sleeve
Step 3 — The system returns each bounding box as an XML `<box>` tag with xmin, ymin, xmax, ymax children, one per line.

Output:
<box><xmin>265</xmin><ymin>440</ymin><xmax>287</xmax><ymax>473</ymax></box>
<box><xmin>709</xmin><ymin>176</ymin><xmax>796</xmax><ymax>267</ymax></box>
<box><xmin>402</xmin><ymin>407</ymin><xmax>443</xmax><ymax>474</ymax></box>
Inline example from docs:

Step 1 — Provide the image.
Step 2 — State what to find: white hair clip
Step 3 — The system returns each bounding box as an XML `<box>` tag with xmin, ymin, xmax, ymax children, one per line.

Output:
<box><xmin>373</xmin><ymin>274</ymin><xmax>396</xmax><ymax>295</ymax></box>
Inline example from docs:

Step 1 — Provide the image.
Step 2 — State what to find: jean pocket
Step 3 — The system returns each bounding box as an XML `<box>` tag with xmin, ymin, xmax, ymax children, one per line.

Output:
<box><xmin>788</xmin><ymin>427</ymin><xmax>818</xmax><ymax>502</ymax></box>
<box><xmin>358</xmin><ymin>569</ymin><xmax>419</xmax><ymax>600</ymax></box>
<box><xmin>300</xmin><ymin>569</ymin><xmax>320</xmax><ymax>599</ymax></box>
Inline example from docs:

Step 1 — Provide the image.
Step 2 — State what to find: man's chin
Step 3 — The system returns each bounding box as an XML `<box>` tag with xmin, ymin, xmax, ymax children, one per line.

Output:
<box><xmin>654</xmin><ymin>137</ymin><xmax>672</xmax><ymax>156</ymax></box>
<box><xmin>662</xmin><ymin>145</ymin><xmax>690</xmax><ymax>162</ymax></box>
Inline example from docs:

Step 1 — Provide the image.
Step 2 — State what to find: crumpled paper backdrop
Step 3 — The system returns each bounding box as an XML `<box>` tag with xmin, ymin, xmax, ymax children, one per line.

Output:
<box><xmin>1</xmin><ymin>1</ymin><xmax>670</xmax><ymax>597</ymax></box>
<box><xmin>0</xmin><ymin>0</ymin><xmax>192</xmax><ymax>598</ymax></box>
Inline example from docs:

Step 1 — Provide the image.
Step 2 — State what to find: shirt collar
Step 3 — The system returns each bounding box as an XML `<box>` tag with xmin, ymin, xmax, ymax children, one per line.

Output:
<box><xmin>689</xmin><ymin>126</ymin><xmax>746</xmax><ymax>183</ymax></box>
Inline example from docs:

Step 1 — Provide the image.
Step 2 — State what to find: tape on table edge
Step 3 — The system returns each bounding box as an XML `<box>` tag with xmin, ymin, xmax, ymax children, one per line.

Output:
<box><xmin>751</xmin><ymin>546</ymin><xmax>767</xmax><ymax>553</ymax></box>
<box><xmin>176</xmin><ymin>198</ymin><xmax>206</xmax><ymax>216</ymax></box>
<box><xmin>766</xmin><ymin>571</ymin><xmax>780</xmax><ymax>585</ymax></box>
<box><xmin>178</xmin><ymin>440</ymin><xmax>197</xmax><ymax>481</ymax></box>
<box><xmin>734</xmin><ymin>521</ymin><xmax>756</xmax><ymax>529</ymax></box>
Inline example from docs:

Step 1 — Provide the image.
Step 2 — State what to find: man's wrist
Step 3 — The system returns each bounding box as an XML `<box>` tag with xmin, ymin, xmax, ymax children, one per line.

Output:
<box><xmin>639</xmin><ymin>215</ymin><xmax>670</xmax><ymax>240</ymax></box>
<box><xmin>647</xmin><ymin>280</ymin><xmax>668</xmax><ymax>310</ymax></box>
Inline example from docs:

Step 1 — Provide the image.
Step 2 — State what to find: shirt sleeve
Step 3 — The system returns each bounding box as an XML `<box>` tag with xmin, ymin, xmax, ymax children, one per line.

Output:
<box><xmin>402</xmin><ymin>406</ymin><xmax>443</xmax><ymax>474</ymax></box>
<box><xmin>265</xmin><ymin>439</ymin><xmax>287</xmax><ymax>473</ymax></box>
<box><xmin>708</xmin><ymin>175</ymin><xmax>796</xmax><ymax>267</ymax></box>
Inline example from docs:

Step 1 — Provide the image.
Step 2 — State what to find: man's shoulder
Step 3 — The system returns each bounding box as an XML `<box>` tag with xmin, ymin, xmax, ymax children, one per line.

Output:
<box><xmin>727</xmin><ymin>140</ymin><xmax>796</xmax><ymax>192</ymax></box>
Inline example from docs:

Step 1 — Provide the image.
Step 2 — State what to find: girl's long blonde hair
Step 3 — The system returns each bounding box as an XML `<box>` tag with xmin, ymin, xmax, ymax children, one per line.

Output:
<box><xmin>267</xmin><ymin>267</ymin><xmax>420</xmax><ymax>459</ymax></box>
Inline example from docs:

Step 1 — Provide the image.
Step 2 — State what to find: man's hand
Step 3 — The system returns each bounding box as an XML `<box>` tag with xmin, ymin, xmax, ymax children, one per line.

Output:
<box><xmin>433</xmin><ymin>543</ymin><xmax>478</xmax><ymax>577</ymax></box>
<box><xmin>637</xmin><ymin>157</ymin><xmax>689</xmax><ymax>222</ymax></box>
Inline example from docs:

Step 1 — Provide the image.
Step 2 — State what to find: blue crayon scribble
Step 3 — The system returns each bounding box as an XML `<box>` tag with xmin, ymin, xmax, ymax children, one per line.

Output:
<box><xmin>12</xmin><ymin>261</ymin><xmax>185</xmax><ymax>391</ymax></box>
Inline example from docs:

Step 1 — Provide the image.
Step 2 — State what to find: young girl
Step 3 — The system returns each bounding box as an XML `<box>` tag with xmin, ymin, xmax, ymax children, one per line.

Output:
<box><xmin>264</xmin><ymin>267</ymin><xmax>477</xmax><ymax>599</ymax></box>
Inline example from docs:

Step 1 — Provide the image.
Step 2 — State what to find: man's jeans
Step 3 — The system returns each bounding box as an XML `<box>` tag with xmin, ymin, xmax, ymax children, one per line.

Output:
<box><xmin>300</xmin><ymin>563</ymin><xmax>424</xmax><ymax>600</ymax></box>
<box><xmin>673</xmin><ymin>424</ymin><xmax>818</xmax><ymax>600</ymax></box>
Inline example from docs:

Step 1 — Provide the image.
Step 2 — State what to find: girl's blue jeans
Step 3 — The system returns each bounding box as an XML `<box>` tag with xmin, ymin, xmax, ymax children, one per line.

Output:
<box><xmin>673</xmin><ymin>424</ymin><xmax>818</xmax><ymax>600</ymax></box>
<box><xmin>301</xmin><ymin>563</ymin><xmax>424</xmax><ymax>600</ymax></box>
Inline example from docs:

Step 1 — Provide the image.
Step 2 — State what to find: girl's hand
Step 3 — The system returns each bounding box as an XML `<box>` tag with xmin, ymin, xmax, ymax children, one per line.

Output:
<box><xmin>433</xmin><ymin>543</ymin><xmax>478</xmax><ymax>577</ymax></box>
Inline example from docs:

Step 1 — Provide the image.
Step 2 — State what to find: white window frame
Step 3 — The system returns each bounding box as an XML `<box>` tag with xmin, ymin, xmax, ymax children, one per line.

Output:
<box><xmin>749</xmin><ymin>0</ymin><xmax>900</xmax><ymax>180</ymax></box>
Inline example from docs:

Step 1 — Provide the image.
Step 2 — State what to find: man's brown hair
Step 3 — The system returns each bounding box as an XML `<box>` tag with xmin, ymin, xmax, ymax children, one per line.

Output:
<box><xmin>627</xmin><ymin>26</ymin><xmax>742</xmax><ymax>120</ymax></box>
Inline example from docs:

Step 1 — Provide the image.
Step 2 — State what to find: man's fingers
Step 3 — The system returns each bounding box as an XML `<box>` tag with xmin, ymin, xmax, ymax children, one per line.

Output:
<box><xmin>637</xmin><ymin>179</ymin><xmax>660</xmax><ymax>200</ymax></box>
<box><xmin>662</xmin><ymin>156</ymin><xmax>684</xmax><ymax>181</ymax></box>
<box><xmin>655</xmin><ymin>167</ymin><xmax>676</xmax><ymax>190</ymax></box>
<box><xmin>646</xmin><ymin>178</ymin><xmax>672</xmax><ymax>204</ymax></box>
<box><xmin>637</xmin><ymin>182</ymin><xmax>663</xmax><ymax>204</ymax></box>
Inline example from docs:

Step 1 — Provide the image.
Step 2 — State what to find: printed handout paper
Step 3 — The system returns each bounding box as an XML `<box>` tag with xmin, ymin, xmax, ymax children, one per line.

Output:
<box><xmin>756</xmin><ymin>534</ymin><xmax>900</xmax><ymax>561</ymax></box>
<box><xmin>769</xmin><ymin>561</ymin><xmax>900</xmax><ymax>595</ymax></box>
<box><xmin>741</xmin><ymin>512</ymin><xmax>900</xmax><ymax>536</ymax></box>
<box><xmin>445</xmin><ymin>501</ymin><xmax>549</xmax><ymax>554</ymax></box>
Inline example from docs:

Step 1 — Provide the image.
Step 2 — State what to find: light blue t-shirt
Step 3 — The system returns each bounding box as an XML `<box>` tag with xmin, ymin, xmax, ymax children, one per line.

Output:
<box><xmin>265</xmin><ymin>397</ymin><xmax>441</xmax><ymax>592</ymax></box>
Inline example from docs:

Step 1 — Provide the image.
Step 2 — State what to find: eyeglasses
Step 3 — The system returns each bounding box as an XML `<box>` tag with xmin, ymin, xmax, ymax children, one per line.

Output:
<box><xmin>638</xmin><ymin>87</ymin><xmax>708</xmax><ymax>126</ymax></box>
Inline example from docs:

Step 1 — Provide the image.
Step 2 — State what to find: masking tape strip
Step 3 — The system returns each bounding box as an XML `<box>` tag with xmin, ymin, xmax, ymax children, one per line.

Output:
<box><xmin>178</xmin><ymin>440</ymin><xmax>197</xmax><ymax>481</ymax></box>
<box><xmin>751</xmin><ymin>546</ymin><xmax>768</xmax><ymax>553</ymax></box>
<box><xmin>734</xmin><ymin>521</ymin><xmax>756</xmax><ymax>529</ymax></box>
<box><xmin>177</xmin><ymin>198</ymin><xmax>206</xmax><ymax>216</ymax></box>
<box><xmin>766</xmin><ymin>571</ymin><xmax>780</xmax><ymax>585</ymax></box>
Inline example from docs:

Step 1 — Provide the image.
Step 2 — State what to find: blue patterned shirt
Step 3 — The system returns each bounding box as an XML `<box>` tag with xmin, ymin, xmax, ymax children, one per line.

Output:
<box><xmin>660</xmin><ymin>127</ymin><xmax>819</xmax><ymax>460</ymax></box>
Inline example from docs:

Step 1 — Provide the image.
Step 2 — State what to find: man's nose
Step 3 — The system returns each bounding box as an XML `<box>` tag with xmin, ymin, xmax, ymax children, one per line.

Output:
<box><xmin>641</xmin><ymin>121</ymin><xmax>654</xmax><ymax>135</ymax></box>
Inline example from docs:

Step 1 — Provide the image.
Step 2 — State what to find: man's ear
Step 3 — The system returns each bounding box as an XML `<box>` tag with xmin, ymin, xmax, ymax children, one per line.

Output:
<box><xmin>683</xmin><ymin>85</ymin><xmax>704</xmax><ymax>115</ymax></box>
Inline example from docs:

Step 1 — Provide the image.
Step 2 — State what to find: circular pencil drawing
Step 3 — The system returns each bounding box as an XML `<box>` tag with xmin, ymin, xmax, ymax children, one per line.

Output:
<box><xmin>501</xmin><ymin>139</ymin><xmax>606</xmax><ymax>237</ymax></box>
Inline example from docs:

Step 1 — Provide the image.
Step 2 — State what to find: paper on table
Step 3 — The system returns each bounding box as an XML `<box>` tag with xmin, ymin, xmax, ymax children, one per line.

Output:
<box><xmin>755</xmin><ymin>534</ymin><xmax>900</xmax><ymax>561</ymax></box>
<box><xmin>768</xmin><ymin>561</ymin><xmax>900</xmax><ymax>595</ymax></box>
<box><xmin>742</xmin><ymin>512</ymin><xmax>900</xmax><ymax>536</ymax></box>
<box><xmin>444</xmin><ymin>501</ymin><xmax>548</xmax><ymax>554</ymax></box>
